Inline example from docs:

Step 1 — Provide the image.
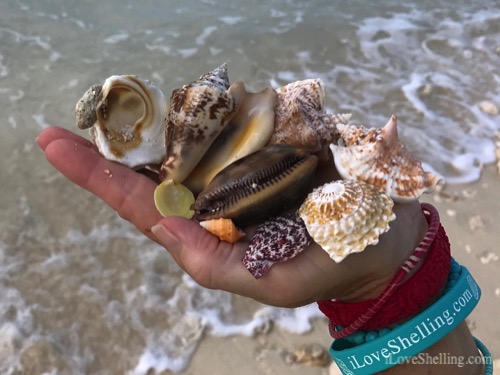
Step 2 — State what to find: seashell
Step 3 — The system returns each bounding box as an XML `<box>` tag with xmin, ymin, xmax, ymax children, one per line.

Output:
<box><xmin>153</xmin><ymin>179</ymin><xmax>195</xmax><ymax>219</ymax></box>
<box><xmin>199</xmin><ymin>218</ymin><xmax>245</xmax><ymax>243</ymax></box>
<box><xmin>271</xmin><ymin>79</ymin><xmax>345</xmax><ymax>163</ymax></box>
<box><xmin>330</xmin><ymin>115</ymin><xmax>444</xmax><ymax>202</ymax></box>
<box><xmin>242</xmin><ymin>213</ymin><xmax>311</xmax><ymax>279</ymax></box>
<box><xmin>75</xmin><ymin>84</ymin><xmax>102</xmax><ymax>130</ymax></box>
<box><xmin>298</xmin><ymin>179</ymin><xmax>396</xmax><ymax>263</ymax></box>
<box><xmin>193</xmin><ymin>144</ymin><xmax>318</xmax><ymax>226</ymax></box>
<box><xmin>76</xmin><ymin>75</ymin><xmax>167</xmax><ymax>169</ymax></box>
<box><xmin>183</xmin><ymin>81</ymin><xmax>277</xmax><ymax>194</ymax></box>
<box><xmin>159</xmin><ymin>63</ymin><xmax>238</xmax><ymax>183</ymax></box>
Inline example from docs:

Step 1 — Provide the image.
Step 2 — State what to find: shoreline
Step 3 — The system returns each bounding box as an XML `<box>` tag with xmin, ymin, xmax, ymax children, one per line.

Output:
<box><xmin>179</xmin><ymin>165</ymin><xmax>500</xmax><ymax>374</ymax></box>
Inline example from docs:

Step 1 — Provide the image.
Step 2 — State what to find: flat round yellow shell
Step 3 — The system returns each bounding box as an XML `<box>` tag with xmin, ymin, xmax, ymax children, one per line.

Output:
<box><xmin>154</xmin><ymin>179</ymin><xmax>195</xmax><ymax>219</ymax></box>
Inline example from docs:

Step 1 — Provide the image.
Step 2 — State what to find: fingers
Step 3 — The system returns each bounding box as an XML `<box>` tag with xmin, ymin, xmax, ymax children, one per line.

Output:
<box><xmin>152</xmin><ymin>217</ymin><xmax>254</xmax><ymax>289</ymax></box>
<box><xmin>42</xmin><ymin>135</ymin><xmax>162</xmax><ymax>236</ymax></box>
<box><xmin>37</xmin><ymin>126</ymin><xmax>96</xmax><ymax>151</ymax></box>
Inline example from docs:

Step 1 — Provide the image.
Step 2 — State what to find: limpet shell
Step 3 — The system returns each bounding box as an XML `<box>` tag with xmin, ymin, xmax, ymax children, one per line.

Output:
<box><xmin>298</xmin><ymin>179</ymin><xmax>396</xmax><ymax>262</ymax></box>
<box><xmin>330</xmin><ymin>115</ymin><xmax>444</xmax><ymax>202</ymax></box>
<box><xmin>154</xmin><ymin>179</ymin><xmax>195</xmax><ymax>219</ymax></box>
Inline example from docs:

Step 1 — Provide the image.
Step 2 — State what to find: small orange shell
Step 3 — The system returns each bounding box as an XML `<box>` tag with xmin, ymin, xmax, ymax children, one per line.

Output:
<box><xmin>199</xmin><ymin>218</ymin><xmax>246</xmax><ymax>243</ymax></box>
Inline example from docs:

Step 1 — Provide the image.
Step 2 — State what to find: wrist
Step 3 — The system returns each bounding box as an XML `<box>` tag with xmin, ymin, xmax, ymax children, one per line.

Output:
<box><xmin>329</xmin><ymin>262</ymin><xmax>483</xmax><ymax>375</ymax></box>
<box><xmin>318</xmin><ymin>204</ymin><xmax>450</xmax><ymax>334</ymax></box>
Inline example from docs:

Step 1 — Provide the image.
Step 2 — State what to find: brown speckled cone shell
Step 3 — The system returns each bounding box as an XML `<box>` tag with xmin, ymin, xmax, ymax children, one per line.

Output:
<box><xmin>160</xmin><ymin>64</ymin><xmax>238</xmax><ymax>183</ymax></box>
<box><xmin>183</xmin><ymin>81</ymin><xmax>277</xmax><ymax>194</ymax></box>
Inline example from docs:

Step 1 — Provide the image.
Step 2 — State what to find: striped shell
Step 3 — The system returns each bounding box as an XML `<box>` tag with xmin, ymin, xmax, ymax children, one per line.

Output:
<box><xmin>330</xmin><ymin>115</ymin><xmax>443</xmax><ymax>202</ymax></box>
<box><xmin>298</xmin><ymin>179</ymin><xmax>396</xmax><ymax>262</ymax></box>
<box><xmin>160</xmin><ymin>63</ymin><xmax>238</xmax><ymax>183</ymax></box>
<box><xmin>192</xmin><ymin>144</ymin><xmax>318</xmax><ymax>226</ymax></box>
<box><xmin>183</xmin><ymin>81</ymin><xmax>277</xmax><ymax>194</ymax></box>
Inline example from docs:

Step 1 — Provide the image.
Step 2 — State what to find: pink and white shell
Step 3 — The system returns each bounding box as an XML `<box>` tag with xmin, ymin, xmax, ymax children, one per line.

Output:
<box><xmin>330</xmin><ymin>115</ymin><xmax>444</xmax><ymax>202</ymax></box>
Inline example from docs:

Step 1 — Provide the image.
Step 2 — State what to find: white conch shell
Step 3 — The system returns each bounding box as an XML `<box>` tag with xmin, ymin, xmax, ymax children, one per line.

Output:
<box><xmin>271</xmin><ymin>79</ymin><xmax>346</xmax><ymax>162</ymax></box>
<box><xmin>298</xmin><ymin>179</ymin><xmax>396</xmax><ymax>262</ymax></box>
<box><xmin>160</xmin><ymin>63</ymin><xmax>238</xmax><ymax>183</ymax></box>
<box><xmin>330</xmin><ymin>115</ymin><xmax>444</xmax><ymax>202</ymax></box>
<box><xmin>81</xmin><ymin>75</ymin><xmax>167</xmax><ymax>169</ymax></box>
<box><xmin>183</xmin><ymin>81</ymin><xmax>277</xmax><ymax>194</ymax></box>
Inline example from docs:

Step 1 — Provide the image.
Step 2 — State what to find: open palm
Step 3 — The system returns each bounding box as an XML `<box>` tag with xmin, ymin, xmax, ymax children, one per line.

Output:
<box><xmin>38</xmin><ymin>126</ymin><xmax>427</xmax><ymax>308</ymax></box>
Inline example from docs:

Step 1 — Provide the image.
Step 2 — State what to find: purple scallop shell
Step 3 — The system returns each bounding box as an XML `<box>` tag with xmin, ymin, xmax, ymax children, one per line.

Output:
<box><xmin>242</xmin><ymin>213</ymin><xmax>311</xmax><ymax>279</ymax></box>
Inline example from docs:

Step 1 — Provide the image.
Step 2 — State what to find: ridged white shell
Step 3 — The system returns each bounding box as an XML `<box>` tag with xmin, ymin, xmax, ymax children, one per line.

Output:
<box><xmin>81</xmin><ymin>75</ymin><xmax>167</xmax><ymax>169</ymax></box>
<box><xmin>298</xmin><ymin>179</ymin><xmax>396</xmax><ymax>262</ymax></box>
<box><xmin>330</xmin><ymin>115</ymin><xmax>444</xmax><ymax>202</ymax></box>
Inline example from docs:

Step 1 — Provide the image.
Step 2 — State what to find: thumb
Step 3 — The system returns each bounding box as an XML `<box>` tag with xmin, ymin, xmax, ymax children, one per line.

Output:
<box><xmin>151</xmin><ymin>216</ymin><xmax>219</xmax><ymax>257</ymax></box>
<box><xmin>151</xmin><ymin>217</ymin><xmax>245</xmax><ymax>289</ymax></box>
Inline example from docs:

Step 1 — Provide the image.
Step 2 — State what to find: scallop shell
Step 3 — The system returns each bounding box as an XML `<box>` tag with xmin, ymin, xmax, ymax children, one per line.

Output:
<box><xmin>76</xmin><ymin>75</ymin><xmax>167</xmax><ymax>169</ymax></box>
<box><xmin>242</xmin><ymin>213</ymin><xmax>311</xmax><ymax>279</ymax></box>
<box><xmin>298</xmin><ymin>179</ymin><xmax>396</xmax><ymax>262</ymax></box>
<box><xmin>199</xmin><ymin>218</ymin><xmax>245</xmax><ymax>243</ymax></box>
<box><xmin>159</xmin><ymin>63</ymin><xmax>238</xmax><ymax>183</ymax></box>
<box><xmin>330</xmin><ymin>115</ymin><xmax>444</xmax><ymax>202</ymax></box>
<box><xmin>271</xmin><ymin>79</ymin><xmax>346</xmax><ymax>163</ymax></box>
<box><xmin>183</xmin><ymin>81</ymin><xmax>277</xmax><ymax>194</ymax></box>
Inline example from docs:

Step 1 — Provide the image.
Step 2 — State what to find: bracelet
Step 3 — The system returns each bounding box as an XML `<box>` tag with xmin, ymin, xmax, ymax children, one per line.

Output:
<box><xmin>330</xmin><ymin>265</ymin><xmax>481</xmax><ymax>374</ymax></box>
<box><xmin>318</xmin><ymin>203</ymin><xmax>451</xmax><ymax>336</ymax></box>
<box><xmin>337</xmin><ymin>258</ymin><xmax>463</xmax><ymax>346</ymax></box>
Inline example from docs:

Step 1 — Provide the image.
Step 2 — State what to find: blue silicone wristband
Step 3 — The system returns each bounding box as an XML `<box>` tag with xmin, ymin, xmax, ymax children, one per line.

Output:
<box><xmin>330</xmin><ymin>266</ymin><xmax>481</xmax><ymax>374</ymax></box>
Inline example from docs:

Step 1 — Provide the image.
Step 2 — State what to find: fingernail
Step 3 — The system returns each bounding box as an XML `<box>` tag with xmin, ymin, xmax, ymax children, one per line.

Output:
<box><xmin>151</xmin><ymin>224</ymin><xmax>180</xmax><ymax>253</ymax></box>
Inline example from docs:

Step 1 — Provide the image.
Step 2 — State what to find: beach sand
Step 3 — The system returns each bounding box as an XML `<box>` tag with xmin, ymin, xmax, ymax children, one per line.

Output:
<box><xmin>180</xmin><ymin>164</ymin><xmax>500</xmax><ymax>374</ymax></box>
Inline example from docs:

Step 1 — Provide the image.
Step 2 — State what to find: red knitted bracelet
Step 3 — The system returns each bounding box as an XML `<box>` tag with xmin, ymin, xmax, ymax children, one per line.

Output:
<box><xmin>317</xmin><ymin>203</ymin><xmax>451</xmax><ymax>338</ymax></box>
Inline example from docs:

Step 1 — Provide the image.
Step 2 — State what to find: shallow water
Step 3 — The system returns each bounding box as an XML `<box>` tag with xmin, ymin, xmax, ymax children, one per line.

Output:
<box><xmin>1</xmin><ymin>0</ymin><xmax>499</xmax><ymax>373</ymax></box>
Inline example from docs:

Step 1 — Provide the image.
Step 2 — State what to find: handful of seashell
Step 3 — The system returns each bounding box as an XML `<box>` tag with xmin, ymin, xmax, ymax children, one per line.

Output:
<box><xmin>75</xmin><ymin>63</ymin><xmax>443</xmax><ymax>278</ymax></box>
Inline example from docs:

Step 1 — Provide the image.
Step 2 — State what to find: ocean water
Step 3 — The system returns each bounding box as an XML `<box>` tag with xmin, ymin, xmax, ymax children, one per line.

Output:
<box><xmin>1</xmin><ymin>0</ymin><xmax>499</xmax><ymax>373</ymax></box>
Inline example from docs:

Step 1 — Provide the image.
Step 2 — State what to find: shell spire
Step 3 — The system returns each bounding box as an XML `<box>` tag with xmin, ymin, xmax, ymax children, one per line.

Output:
<box><xmin>330</xmin><ymin>115</ymin><xmax>444</xmax><ymax>202</ymax></box>
<box><xmin>195</xmin><ymin>62</ymin><xmax>230</xmax><ymax>90</ymax></box>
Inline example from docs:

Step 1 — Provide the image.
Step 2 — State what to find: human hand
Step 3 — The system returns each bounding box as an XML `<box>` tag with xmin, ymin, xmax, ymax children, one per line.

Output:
<box><xmin>38</xmin><ymin>126</ymin><xmax>428</xmax><ymax>308</ymax></box>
